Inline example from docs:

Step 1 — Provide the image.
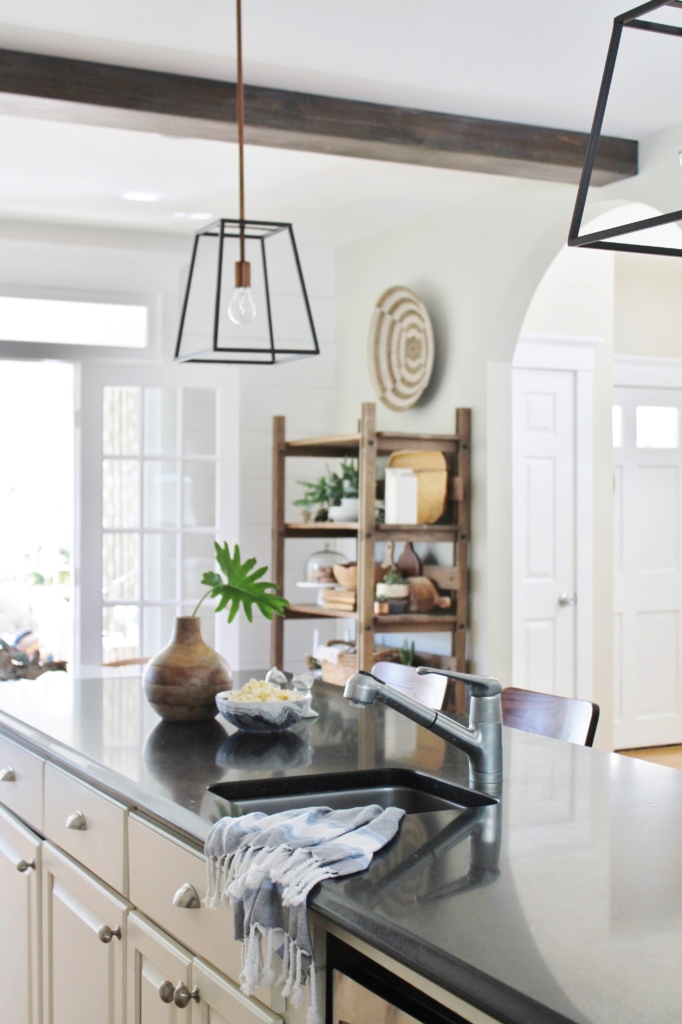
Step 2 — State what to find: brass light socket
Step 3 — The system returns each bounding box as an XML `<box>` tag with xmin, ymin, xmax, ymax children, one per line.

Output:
<box><xmin>234</xmin><ymin>260</ymin><xmax>251</xmax><ymax>288</ymax></box>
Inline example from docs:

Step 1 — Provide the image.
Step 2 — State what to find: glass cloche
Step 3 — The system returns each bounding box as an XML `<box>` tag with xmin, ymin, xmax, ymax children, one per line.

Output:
<box><xmin>304</xmin><ymin>544</ymin><xmax>349</xmax><ymax>584</ymax></box>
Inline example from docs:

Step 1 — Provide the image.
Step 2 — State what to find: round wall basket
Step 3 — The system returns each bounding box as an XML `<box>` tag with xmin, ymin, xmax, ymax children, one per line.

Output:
<box><xmin>368</xmin><ymin>286</ymin><xmax>435</xmax><ymax>411</ymax></box>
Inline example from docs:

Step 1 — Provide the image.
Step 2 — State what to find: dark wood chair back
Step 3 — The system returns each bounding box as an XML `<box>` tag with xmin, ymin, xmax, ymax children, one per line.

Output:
<box><xmin>501</xmin><ymin>687</ymin><xmax>599</xmax><ymax>747</ymax></box>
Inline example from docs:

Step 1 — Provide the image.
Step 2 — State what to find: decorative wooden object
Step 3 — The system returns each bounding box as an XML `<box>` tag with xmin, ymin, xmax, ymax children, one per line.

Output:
<box><xmin>368</xmin><ymin>287</ymin><xmax>434</xmax><ymax>411</ymax></box>
<box><xmin>0</xmin><ymin>49</ymin><xmax>636</xmax><ymax>185</ymax></box>
<box><xmin>501</xmin><ymin>687</ymin><xmax>600</xmax><ymax>747</ymax></box>
<box><xmin>270</xmin><ymin>403</ymin><xmax>471</xmax><ymax>698</ymax></box>
<box><xmin>142</xmin><ymin>617</ymin><xmax>232</xmax><ymax>722</ymax></box>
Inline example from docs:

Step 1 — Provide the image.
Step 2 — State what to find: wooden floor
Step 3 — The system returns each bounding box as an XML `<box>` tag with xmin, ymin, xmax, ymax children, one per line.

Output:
<box><xmin>618</xmin><ymin>745</ymin><xmax>682</xmax><ymax>769</ymax></box>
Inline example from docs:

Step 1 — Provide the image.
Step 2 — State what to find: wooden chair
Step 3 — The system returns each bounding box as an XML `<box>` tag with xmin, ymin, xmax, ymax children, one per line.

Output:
<box><xmin>371</xmin><ymin>662</ymin><xmax>448</xmax><ymax>711</ymax></box>
<box><xmin>501</xmin><ymin>687</ymin><xmax>599</xmax><ymax>747</ymax></box>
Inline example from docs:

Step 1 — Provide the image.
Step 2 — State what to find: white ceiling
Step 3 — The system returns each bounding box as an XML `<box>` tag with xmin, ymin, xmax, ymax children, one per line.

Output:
<box><xmin>0</xmin><ymin>113</ymin><xmax>507</xmax><ymax>246</ymax></box>
<box><xmin>2</xmin><ymin>1</ymin><xmax>682</xmax><ymax>245</ymax></box>
<box><xmin>2</xmin><ymin>0</ymin><xmax>682</xmax><ymax>137</ymax></box>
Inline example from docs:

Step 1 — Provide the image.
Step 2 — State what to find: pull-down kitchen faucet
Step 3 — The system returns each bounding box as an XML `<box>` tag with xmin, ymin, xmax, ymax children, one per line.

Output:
<box><xmin>343</xmin><ymin>667</ymin><xmax>503</xmax><ymax>788</ymax></box>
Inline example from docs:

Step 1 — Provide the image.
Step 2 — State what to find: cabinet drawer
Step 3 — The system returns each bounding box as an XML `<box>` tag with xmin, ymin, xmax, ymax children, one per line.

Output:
<box><xmin>0</xmin><ymin>732</ymin><xmax>44</xmax><ymax>830</ymax></box>
<box><xmin>129</xmin><ymin>814</ymin><xmax>280</xmax><ymax>1009</ymax></box>
<box><xmin>44</xmin><ymin>764</ymin><xmax>127</xmax><ymax>894</ymax></box>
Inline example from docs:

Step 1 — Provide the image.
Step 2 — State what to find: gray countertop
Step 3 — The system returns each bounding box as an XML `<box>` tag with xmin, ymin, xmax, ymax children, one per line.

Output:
<box><xmin>1</xmin><ymin>670</ymin><xmax>681</xmax><ymax>1024</ymax></box>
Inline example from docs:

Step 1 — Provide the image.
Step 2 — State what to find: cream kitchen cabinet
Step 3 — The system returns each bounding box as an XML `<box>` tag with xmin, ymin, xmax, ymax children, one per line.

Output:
<box><xmin>0</xmin><ymin>804</ymin><xmax>42</xmax><ymax>1024</ymax></box>
<box><xmin>127</xmin><ymin>911</ymin><xmax>282</xmax><ymax>1024</ymax></box>
<box><xmin>42</xmin><ymin>841</ymin><xmax>129</xmax><ymax>1024</ymax></box>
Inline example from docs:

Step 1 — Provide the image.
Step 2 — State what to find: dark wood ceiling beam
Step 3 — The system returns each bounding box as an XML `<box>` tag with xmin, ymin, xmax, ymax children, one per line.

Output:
<box><xmin>0</xmin><ymin>48</ymin><xmax>637</xmax><ymax>185</ymax></box>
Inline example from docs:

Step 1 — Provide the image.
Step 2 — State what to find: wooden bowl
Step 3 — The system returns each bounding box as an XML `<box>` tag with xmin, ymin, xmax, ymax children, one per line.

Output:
<box><xmin>332</xmin><ymin>563</ymin><xmax>386</xmax><ymax>591</ymax></box>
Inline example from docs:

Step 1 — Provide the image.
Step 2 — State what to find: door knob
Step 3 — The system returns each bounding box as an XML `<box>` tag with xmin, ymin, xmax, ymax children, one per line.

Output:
<box><xmin>158</xmin><ymin>981</ymin><xmax>175</xmax><ymax>1003</ymax></box>
<box><xmin>172</xmin><ymin>883</ymin><xmax>200</xmax><ymax>909</ymax></box>
<box><xmin>173</xmin><ymin>982</ymin><xmax>201</xmax><ymax>1007</ymax></box>
<box><xmin>97</xmin><ymin>924</ymin><xmax>122</xmax><ymax>943</ymax></box>
<box><xmin>558</xmin><ymin>593</ymin><xmax>577</xmax><ymax>607</ymax></box>
<box><xmin>16</xmin><ymin>859</ymin><xmax>36</xmax><ymax>873</ymax></box>
<box><xmin>0</xmin><ymin>766</ymin><xmax>16</xmax><ymax>782</ymax></box>
<box><xmin>66</xmin><ymin>811</ymin><xmax>87</xmax><ymax>830</ymax></box>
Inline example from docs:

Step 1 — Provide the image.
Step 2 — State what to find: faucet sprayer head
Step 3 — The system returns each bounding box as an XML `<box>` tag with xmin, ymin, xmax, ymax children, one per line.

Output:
<box><xmin>343</xmin><ymin>671</ymin><xmax>380</xmax><ymax>707</ymax></box>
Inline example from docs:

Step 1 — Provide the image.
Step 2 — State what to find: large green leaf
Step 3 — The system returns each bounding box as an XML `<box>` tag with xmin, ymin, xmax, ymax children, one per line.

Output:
<box><xmin>198</xmin><ymin>543</ymin><xmax>289</xmax><ymax>623</ymax></box>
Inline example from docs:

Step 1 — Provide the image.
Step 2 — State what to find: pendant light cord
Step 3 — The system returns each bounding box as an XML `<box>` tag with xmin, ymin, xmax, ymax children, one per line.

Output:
<box><xmin>236</xmin><ymin>0</ymin><xmax>245</xmax><ymax>263</ymax></box>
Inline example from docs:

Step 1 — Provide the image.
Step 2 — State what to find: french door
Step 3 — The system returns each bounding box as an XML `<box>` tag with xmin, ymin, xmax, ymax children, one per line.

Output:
<box><xmin>613</xmin><ymin>386</ymin><xmax>682</xmax><ymax>748</ymax></box>
<box><xmin>77</xmin><ymin>362</ymin><xmax>239</xmax><ymax>670</ymax></box>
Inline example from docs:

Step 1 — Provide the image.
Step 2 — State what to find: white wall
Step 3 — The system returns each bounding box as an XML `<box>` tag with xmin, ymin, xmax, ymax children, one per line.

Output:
<box><xmin>335</xmin><ymin>178</ymin><xmax>582</xmax><ymax>694</ymax></box>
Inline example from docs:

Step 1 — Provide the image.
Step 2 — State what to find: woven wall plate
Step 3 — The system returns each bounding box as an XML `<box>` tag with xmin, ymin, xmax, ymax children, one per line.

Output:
<box><xmin>368</xmin><ymin>286</ymin><xmax>435</xmax><ymax>411</ymax></box>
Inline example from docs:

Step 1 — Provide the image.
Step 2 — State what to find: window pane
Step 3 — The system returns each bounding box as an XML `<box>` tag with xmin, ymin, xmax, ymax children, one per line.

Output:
<box><xmin>102</xmin><ymin>605</ymin><xmax>139</xmax><ymax>664</ymax></box>
<box><xmin>143</xmin><ymin>461</ymin><xmax>178</xmax><ymax>529</ymax></box>
<box><xmin>103</xmin><ymin>460</ymin><xmax>139</xmax><ymax>528</ymax></box>
<box><xmin>183</xmin><ymin>389</ymin><xmax>216</xmax><ymax>456</ymax></box>
<box><xmin>183</xmin><ymin>462</ymin><xmax>216</xmax><ymax>527</ymax></box>
<box><xmin>142</xmin><ymin>606</ymin><xmax>176</xmax><ymax>657</ymax></box>
<box><xmin>102</xmin><ymin>533</ymin><xmax>139</xmax><ymax>599</ymax></box>
<box><xmin>182</xmin><ymin>533</ymin><xmax>216</xmax><ymax>601</ymax></box>
<box><xmin>144</xmin><ymin>388</ymin><xmax>177</xmax><ymax>456</ymax></box>
<box><xmin>636</xmin><ymin>406</ymin><xmax>678</xmax><ymax>449</ymax></box>
<box><xmin>143</xmin><ymin>534</ymin><xmax>177</xmax><ymax>601</ymax></box>
<box><xmin>0</xmin><ymin>296</ymin><xmax>147</xmax><ymax>348</ymax></box>
<box><xmin>103</xmin><ymin>387</ymin><xmax>139</xmax><ymax>455</ymax></box>
<box><xmin>612</xmin><ymin>405</ymin><xmax>623</xmax><ymax>448</ymax></box>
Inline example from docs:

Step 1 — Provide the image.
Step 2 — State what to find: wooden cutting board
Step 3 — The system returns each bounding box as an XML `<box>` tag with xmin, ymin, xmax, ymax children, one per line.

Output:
<box><xmin>387</xmin><ymin>450</ymin><xmax>447</xmax><ymax>523</ymax></box>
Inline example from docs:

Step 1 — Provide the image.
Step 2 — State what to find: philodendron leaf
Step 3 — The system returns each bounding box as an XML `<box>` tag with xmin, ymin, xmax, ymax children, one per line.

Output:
<box><xmin>199</xmin><ymin>542</ymin><xmax>289</xmax><ymax>623</ymax></box>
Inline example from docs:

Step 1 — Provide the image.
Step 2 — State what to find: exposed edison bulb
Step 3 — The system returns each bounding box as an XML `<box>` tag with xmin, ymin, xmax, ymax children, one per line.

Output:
<box><xmin>228</xmin><ymin>260</ymin><xmax>256</xmax><ymax>325</ymax></box>
<box><xmin>228</xmin><ymin>286</ymin><xmax>257</xmax><ymax>324</ymax></box>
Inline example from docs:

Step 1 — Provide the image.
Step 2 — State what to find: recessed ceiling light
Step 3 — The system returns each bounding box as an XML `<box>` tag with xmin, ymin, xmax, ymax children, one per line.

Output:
<box><xmin>173</xmin><ymin>212</ymin><xmax>213</xmax><ymax>220</ymax></box>
<box><xmin>122</xmin><ymin>191</ymin><xmax>161</xmax><ymax>202</ymax></box>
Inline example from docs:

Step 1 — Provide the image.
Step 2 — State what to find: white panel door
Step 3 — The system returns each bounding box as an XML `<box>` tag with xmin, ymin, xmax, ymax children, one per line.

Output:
<box><xmin>42</xmin><ymin>842</ymin><xmax>128</xmax><ymax>1024</ymax></box>
<box><xmin>0</xmin><ymin>805</ymin><xmax>41</xmax><ymax>1024</ymax></box>
<box><xmin>613</xmin><ymin>386</ymin><xmax>682</xmax><ymax>748</ymax></box>
<box><xmin>512</xmin><ymin>368</ymin><xmax>576</xmax><ymax>696</ymax></box>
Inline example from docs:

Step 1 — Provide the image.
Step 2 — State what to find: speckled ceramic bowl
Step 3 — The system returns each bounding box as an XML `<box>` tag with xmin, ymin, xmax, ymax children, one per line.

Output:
<box><xmin>215</xmin><ymin>690</ymin><xmax>311</xmax><ymax>732</ymax></box>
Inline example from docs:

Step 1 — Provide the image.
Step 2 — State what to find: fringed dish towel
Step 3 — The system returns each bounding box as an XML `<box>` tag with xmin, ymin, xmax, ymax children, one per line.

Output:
<box><xmin>204</xmin><ymin>804</ymin><xmax>405</xmax><ymax>1024</ymax></box>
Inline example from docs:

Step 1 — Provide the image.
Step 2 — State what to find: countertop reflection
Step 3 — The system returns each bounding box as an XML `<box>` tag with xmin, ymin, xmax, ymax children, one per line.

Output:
<box><xmin>1</xmin><ymin>671</ymin><xmax>682</xmax><ymax>1024</ymax></box>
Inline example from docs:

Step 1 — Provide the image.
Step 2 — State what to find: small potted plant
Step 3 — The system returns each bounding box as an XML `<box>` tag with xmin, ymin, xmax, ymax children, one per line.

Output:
<box><xmin>143</xmin><ymin>543</ymin><xmax>289</xmax><ymax>721</ymax></box>
<box><xmin>375</xmin><ymin>567</ymin><xmax>409</xmax><ymax>613</ymax></box>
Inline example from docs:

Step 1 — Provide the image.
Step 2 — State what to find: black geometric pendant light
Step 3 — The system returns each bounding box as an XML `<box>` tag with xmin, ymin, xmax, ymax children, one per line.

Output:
<box><xmin>569</xmin><ymin>0</ymin><xmax>682</xmax><ymax>258</ymax></box>
<box><xmin>175</xmin><ymin>0</ymin><xmax>319</xmax><ymax>364</ymax></box>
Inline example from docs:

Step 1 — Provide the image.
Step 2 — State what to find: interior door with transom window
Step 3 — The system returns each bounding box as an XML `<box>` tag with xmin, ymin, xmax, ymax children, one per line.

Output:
<box><xmin>77</xmin><ymin>362</ymin><xmax>239</xmax><ymax>671</ymax></box>
<box><xmin>613</xmin><ymin>386</ymin><xmax>682</xmax><ymax>748</ymax></box>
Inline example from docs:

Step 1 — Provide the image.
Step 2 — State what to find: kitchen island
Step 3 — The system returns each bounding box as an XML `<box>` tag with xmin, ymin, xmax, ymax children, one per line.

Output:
<box><xmin>0</xmin><ymin>670</ymin><xmax>681</xmax><ymax>1024</ymax></box>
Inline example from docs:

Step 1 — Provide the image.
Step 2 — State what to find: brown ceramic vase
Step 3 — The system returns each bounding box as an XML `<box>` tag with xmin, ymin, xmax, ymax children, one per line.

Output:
<box><xmin>143</xmin><ymin>617</ymin><xmax>232</xmax><ymax>722</ymax></box>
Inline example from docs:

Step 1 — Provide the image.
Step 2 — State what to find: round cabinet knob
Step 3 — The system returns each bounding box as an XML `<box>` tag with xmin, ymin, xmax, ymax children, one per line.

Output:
<box><xmin>0</xmin><ymin>766</ymin><xmax>16</xmax><ymax>782</ymax></box>
<box><xmin>15</xmin><ymin>859</ymin><xmax>36</xmax><ymax>873</ymax></box>
<box><xmin>172</xmin><ymin>883</ymin><xmax>201</xmax><ymax>909</ymax></box>
<box><xmin>158</xmin><ymin>981</ymin><xmax>175</xmax><ymax>1003</ymax></box>
<box><xmin>65</xmin><ymin>811</ymin><xmax>87</xmax><ymax>831</ymax></box>
<box><xmin>97</xmin><ymin>924</ymin><xmax>122</xmax><ymax>944</ymax></box>
<box><xmin>558</xmin><ymin>592</ymin><xmax>577</xmax><ymax>607</ymax></box>
<box><xmin>173</xmin><ymin>982</ymin><xmax>200</xmax><ymax>1008</ymax></box>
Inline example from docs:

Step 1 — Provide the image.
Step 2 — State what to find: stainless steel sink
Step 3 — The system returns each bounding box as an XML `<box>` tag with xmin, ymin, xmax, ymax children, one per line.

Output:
<box><xmin>207</xmin><ymin>768</ymin><xmax>496</xmax><ymax>818</ymax></box>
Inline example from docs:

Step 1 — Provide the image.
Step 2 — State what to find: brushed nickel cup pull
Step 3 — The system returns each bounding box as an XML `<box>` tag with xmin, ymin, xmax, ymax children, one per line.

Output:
<box><xmin>66</xmin><ymin>811</ymin><xmax>87</xmax><ymax>830</ymax></box>
<box><xmin>159</xmin><ymin>981</ymin><xmax>175</xmax><ymax>1003</ymax></box>
<box><xmin>97</xmin><ymin>924</ymin><xmax>122</xmax><ymax>943</ymax></box>
<box><xmin>0</xmin><ymin>766</ymin><xmax>16</xmax><ymax>782</ymax></box>
<box><xmin>16</xmin><ymin>859</ymin><xmax>36</xmax><ymax>873</ymax></box>
<box><xmin>173</xmin><ymin>982</ymin><xmax>200</xmax><ymax>1007</ymax></box>
<box><xmin>172</xmin><ymin>883</ymin><xmax>200</xmax><ymax>909</ymax></box>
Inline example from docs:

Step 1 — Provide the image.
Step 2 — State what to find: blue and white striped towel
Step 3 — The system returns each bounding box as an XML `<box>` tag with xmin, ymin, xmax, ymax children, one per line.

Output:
<box><xmin>204</xmin><ymin>804</ymin><xmax>405</xmax><ymax>1023</ymax></box>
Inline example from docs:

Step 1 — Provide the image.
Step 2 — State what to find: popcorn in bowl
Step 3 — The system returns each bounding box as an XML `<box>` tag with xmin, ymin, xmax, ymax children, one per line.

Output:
<box><xmin>225</xmin><ymin>679</ymin><xmax>304</xmax><ymax>703</ymax></box>
<box><xmin>216</xmin><ymin>673</ymin><xmax>312</xmax><ymax>732</ymax></box>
